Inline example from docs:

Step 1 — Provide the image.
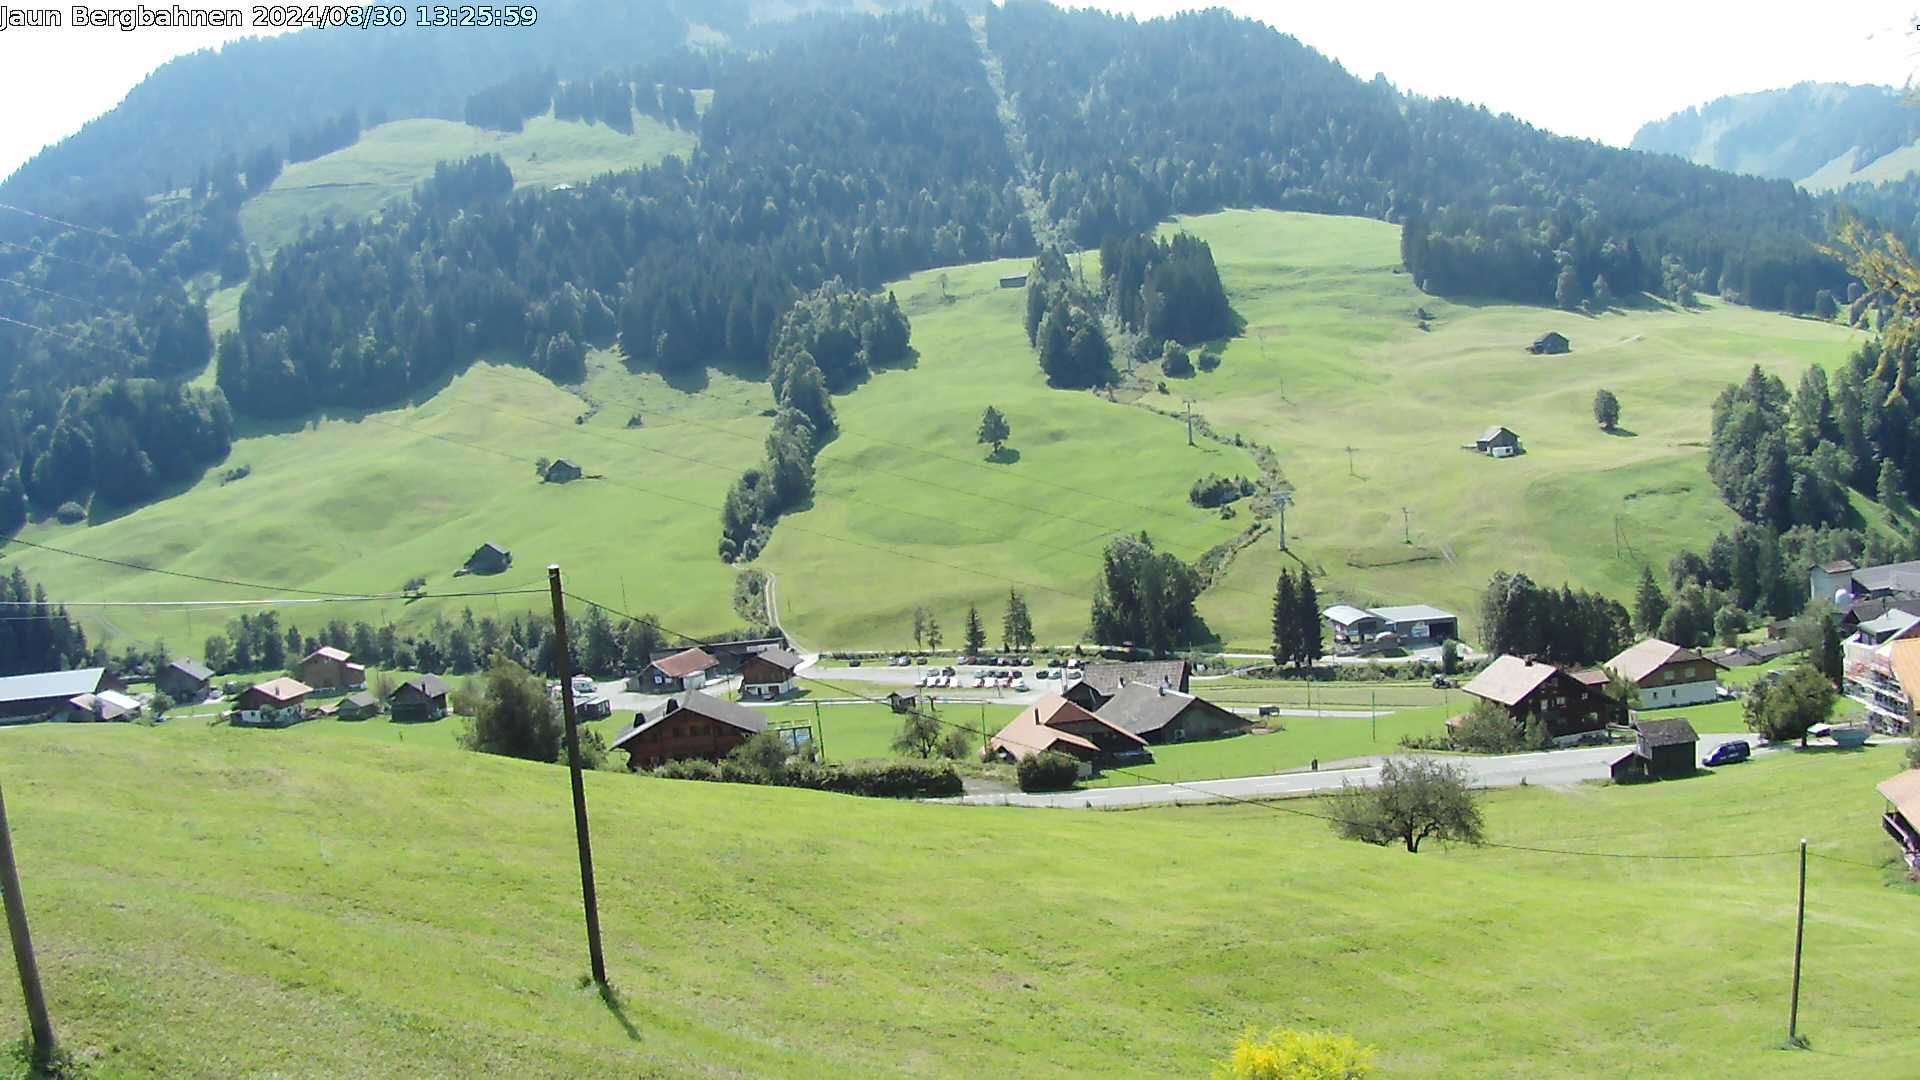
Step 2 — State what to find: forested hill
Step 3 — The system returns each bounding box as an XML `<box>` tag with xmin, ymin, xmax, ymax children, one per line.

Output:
<box><xmin>1630</xmin><ymin>82</ymin><xmax>1916</xmax><ymax>189</ymax></box>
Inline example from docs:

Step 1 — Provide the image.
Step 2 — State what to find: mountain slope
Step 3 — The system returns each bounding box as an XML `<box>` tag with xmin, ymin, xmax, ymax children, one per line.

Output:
<box><xmin>1631</xmin><ymin>81</ymin><xmax>1918</xmax><ymax>189</ymax></box>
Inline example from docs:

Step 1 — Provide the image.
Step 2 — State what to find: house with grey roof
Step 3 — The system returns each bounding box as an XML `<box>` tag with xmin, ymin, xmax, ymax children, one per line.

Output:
<box><xmin>1323</xmin><ymin>603</ymin><xmax>1459</xmax><ymax>647</ymax></box>
<box><xmin>1095</xmin><ymin>682</ymin><xmax>1250</xmax><ymax>745</ymax></box>
<box><xmin>1062</xmin><ymin>660</ymin><xmax>1190</xmax><ymax>710</ymax></box>
<box><xmin>0</xmin><ymin>667</ymin><xmax>108</xmax><ymax>722</ymax></box>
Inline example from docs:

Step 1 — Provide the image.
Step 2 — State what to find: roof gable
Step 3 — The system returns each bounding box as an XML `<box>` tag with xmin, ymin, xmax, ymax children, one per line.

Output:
<box><xmin>745</xmin><ymin>647</ymin><xmax>802</xmax><ymax>674</ymax></box>
<box><xmin>651</xmin><ymin>647</ymin><xmax>719</xmax><ymax>678</ymax></box>
<box><xmin>1078</xmin><ymin>660</ymin><xmax>1189</xmax><ymax>698</ymax></box>
<box><xmin>1461</xmin><ymin>655</ymin><xmax>1561</xmax><ymax>707</ymax></box>
<box><xmin>0</xmin><ymin>667</ymin><xmax>106</xmax><ymax>704</ymax></box>
<box><xmin>1096</xmin><ymin>682</ymin><xmax>1242</xmax><ymax>737</ymax></box>
<box><xmin>304</xmin><ymin>646</ymin><xmax>351</xmax><ymax>663</ymax></box>
<box><xmin>1636</xmin><ymin>718</ymin><xmax>1698</xmax><ymax>747</ymax></box>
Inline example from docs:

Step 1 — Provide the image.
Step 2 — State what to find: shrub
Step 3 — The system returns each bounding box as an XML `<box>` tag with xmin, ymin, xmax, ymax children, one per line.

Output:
<box><xmin>1164</xmin><ymin>346</ymin><xmax>1194</xmax><ymax>376</ymax></box>
<box><xmin>649</xmin><ymin>756</ymin><xmax>961</xmax><ymax>798</ymax></box>
<box><xmin>1216</xmin><ymin>1026</ymin><xmax>1376</xmax><ymax>1079</ymax></box>
<box><xmin>1448</xmin><ymin>700</ymin><xmax>1525</xmax><ymax>753</ymax></box>
<box><xmin>150</xmin><ymin>691</ymin><xmax>176</xmax><ymax>718</ymax></box>
<box><xmin>1197</xmin><ymin>349</ymin><xmax>1221</xmax><ymax>372</ymax></box>
<box><xmin>54</xmin><ymin>501</ymin><xmax>85</xmax><ymax>524</ymax></box>
<box><xmin>1189</xmin><ymin>474</ymin><xmax>1249</xmax><ymax>508</ymax></box>
<box><xmin>1017</xmin><ymin>750</ymin><xmax>1081</xmax><ymax>792</ymax></box>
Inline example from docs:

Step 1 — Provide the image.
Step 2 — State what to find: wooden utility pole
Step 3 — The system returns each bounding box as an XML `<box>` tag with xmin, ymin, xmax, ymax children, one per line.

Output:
<box><xmin>1275</xmin><ymin>492</ymin><xmax>1293</xmax><ymax>550</ymax></box>
<box><xmin>0</xmin><ymin>783</ymin><xmax>56</xmax><ymax>1065</ymax></box>
<box><xmin>1345</xmin><ymin>445</ymin><xmax>1356</xmax><ymax>476</ymax></box>
<box><xmin>547</xmin><ymin>566</ymin><xmax>607</xmax><ymax>987</ymax></box>
<box><xmin>1788</xmin><ymin>838</ymin><xmax>1807</xmax><ymax>1044</ymax></box>
<box><xmin>1401</xmin><ymin>506</ymin><xmax>1413</xmax><ymax>545</ymax></box>
<box><xmin>1184</xmin><ymin>400</ymin><xmax>1196</xmax><ymax>447</ymax></box>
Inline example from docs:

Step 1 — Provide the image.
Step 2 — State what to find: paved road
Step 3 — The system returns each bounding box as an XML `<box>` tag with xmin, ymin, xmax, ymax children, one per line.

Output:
<box><xmin>951</xmin><ymin>733</ymin><xmax>1772</xmax><ymax>808</ymax></box>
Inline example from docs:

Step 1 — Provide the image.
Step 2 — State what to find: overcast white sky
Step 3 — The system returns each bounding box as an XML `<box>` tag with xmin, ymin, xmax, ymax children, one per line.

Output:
<box><xmin>0</xmin><ymin>1</ymin><xmax>1915</xmax><ymax>182</ymax></box>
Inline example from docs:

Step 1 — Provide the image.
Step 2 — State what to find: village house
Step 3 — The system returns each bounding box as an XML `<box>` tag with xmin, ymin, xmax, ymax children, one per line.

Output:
<box><xmin>1811</xmin><ymin>557</ymin><xmax>1920</xmax><ymax>606</ymax></box>
<box><xmin>1062</xmin><ymin>660</ymin><xmax>1190</xmax><ymax>710</ymax></box>
<box><xmin>543</xmin><ymin>458</ymin><xmax>583</xmax><ymax>483</ymax></box>
<box><xmin>297</xmin><ymin>646</ymin><xmax>366</xmax><ymax>692</ymax></box>
<box><xmin>233</xmin><ymin>677</ymin><xmax>313</xmax><ymax>728</ymax></box>
<box><xmin>1844</xmin><ymin>636</ymin><xmax>1920</xmax><ymax>734</ymax></box>
<box><xmin>1609</xmin><ymin>717</ymin><xmax>1699</xmax><ymax>782</ymax></box>
<box><xmin>389</xmin><ymin>674</ymin><xmax>450</xmax><ymax>723</ymax></box>
<box><xmin>155</xmin><ymin>658</ymin><xmax>213</xmax><ymax>702</ymax></box>
<box><xmin>610</xmin><ymin>690</ymin><xmax>768</xmax><ymax>769</ymax></box>
<box><xmin>0</xmin><ymin>667</ymin><xmax>108</xmax><ymax>722</ymax></box>
<box><xmin>59</xmin><ymin>689</ymin><xmax>143</xmax><ymax>723</ymax></box>
<box><xmin>1459</xmin><ymin>654</ymin><xmax>1612</xmax><ymax>744</ymax></box>
<box><xmin>1604</xmin><ymin>639</ymin><xmax>1725</xmax><ymax>709</ymax></box>
<box><xmin>1472</xmin><ymin>425</ymin><xmax>1522</xmax><ymax>457</ymax></box>
<box><xmin>988</xmin><ymin>694</ymin><xmax>1150</xmax><ymax>773</ymax></box>
<box><xmin>738</xmin><ymin>647</ymin><xmax>802</xmax><ymax>699</ymax></box>
<box><xmin>1528</xmin><ymin>331</ymin><xmax>1570</xmax><ymax>355</ymax></box>
<box><xmin>1095</xmin><ymin>682</ymin><xmax>1250</xmax><ymax>744</ymax></box>
<box><xmin>462</xmin><ymin>541</ymin><xmax>512</xmax><ymax>576</ymax></box>
<box><xmin>1877</xmin><ymin>767</ymin><xmax>1920</xmax><ymax>870</ymax></box>
<box><xmin>636</xmin><ymin>647</ymin><xmax>719</xmax><ymax>692</ymax></box>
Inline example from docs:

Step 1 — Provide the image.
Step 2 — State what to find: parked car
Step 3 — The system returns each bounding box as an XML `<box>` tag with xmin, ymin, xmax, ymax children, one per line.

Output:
<box><xmin>1014</xmin><ymin>680</ymin><xmax>1029</xmax><ymax>691</ymax></box>
<box><xmin>1431</xmin><ymin>675</ymin><xmax>1452</xmax><ymax>689</ymax></box>
<box><xmin>942</xmin><ymin>666</ymin><xmax>957</xmax><ymax>676</ymax></box>
<box><xmin>1703</xmin><ymin>740</ymin><xmax>1751</xmax><ymax>767</ymax></box>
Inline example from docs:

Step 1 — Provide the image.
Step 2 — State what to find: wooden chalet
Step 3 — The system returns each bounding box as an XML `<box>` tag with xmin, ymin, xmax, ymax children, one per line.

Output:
<box><xmin>988</xmin><ymin>695</ymin><xmax>1150</xmax><ymax>774</ymax></box>
<box><xmin>611</xmin><ymin>690</ymin><xmax>768</xmax><ymax>769</ymax></box>
<box><xmin>390</xmin><ymin>674</ymin><xmax>450</xmax><ymax>723</ymax></box>
<box><xmin>234</xmin><ymin>677</ymin><xmax>313</xmax><ymax>728</ymax></box>
<box><xmin>1459</xmin><ymin>654</ymin><xmax>1610</xmax><ymax>743</ymax></box>
<box><xmin>739</xmin><ymin>647</ymin><xmax>802</xmax><ymax>699</ymax></box>
<box><xmin>1062</xmin><ymin>660</ymin><xmax>1190</xmax><ymax>710</ymax></box>
<box><xmin>297</xmin><ymin>646</ymin><xmax>366</xmax><ymax>692</ymax></box>
<box><xmin>1095</xmin><ymin>682</ymin><xmax>1250</xmax><ymax>745</ymax></box>
<box><xmin>156</xmin><ymin>658</ymin><xmax>213</xmax><ymax>701</ymax></box>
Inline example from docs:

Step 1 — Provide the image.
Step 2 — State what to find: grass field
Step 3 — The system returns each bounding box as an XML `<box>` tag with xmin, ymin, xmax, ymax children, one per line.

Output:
<box><xmin>238</xmin><ymin>114</ymin><xmax>695</xmax><ymax>253</ymax></box>
<box><xmin>2</xmin><ymin>726</ymin><xmax>1916</xmax><ymax>1075</ymax></box>
<box><xmin>10</xmin><ymin>209</ymin><xmax>1874</xmax><ymax>654</ymax></box>
<box><xmin>1082</xmin><ymin>706</ymin><xmax>1451</xmax><ymax>787</ymax></box>
<box><xmin>1169</xmin><ymin>211</ymin><xmax>1867</xmax><ymax>648</ymax></box>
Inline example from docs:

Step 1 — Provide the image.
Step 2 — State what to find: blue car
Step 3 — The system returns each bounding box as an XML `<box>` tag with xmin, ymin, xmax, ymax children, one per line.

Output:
<box><xmin>1703</xmin><ymin>740</ymin><xmax>1751</xmax><ymax>767</ymax></box>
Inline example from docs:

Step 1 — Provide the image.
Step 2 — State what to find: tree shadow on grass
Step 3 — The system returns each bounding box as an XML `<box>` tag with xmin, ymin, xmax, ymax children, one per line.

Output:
<box><xmin>986</xmin><ymin>447</ymin><xmax>1021</xmax><ymax>465</ymax></box>
<box><xmin>1602</xmin><ymin>427</ymin><xmax>1639</xmax><ymax>438</ymax></box>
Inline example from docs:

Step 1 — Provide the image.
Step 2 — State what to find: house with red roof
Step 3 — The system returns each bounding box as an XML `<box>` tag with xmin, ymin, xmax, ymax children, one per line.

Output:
<box><xmin>988</xmin><ymin>694</ymin><xmax>1151</xmax><ymax>775</ymax></box>
<box><xmin>637</xmin><ymin>647</ymin><xmax>720</xmax><ymax>692</ymax></box>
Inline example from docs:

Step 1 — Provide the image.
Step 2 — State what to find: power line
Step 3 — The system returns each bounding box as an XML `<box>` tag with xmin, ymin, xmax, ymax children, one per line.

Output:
<box><xmin>0</xmin><ymin>202</ymin><xmax>154</xmax><ymax>253</ymax></box>
<box><xmin>0</xmin><ymin>277</ymin><xmax>112</xmax><ymax>313</ymax></box>
<box><xmin>1</xmin><ymin>535</ymin><xmax>376</xmax><ymax>597</ymax></box>
<box><xmin>0</xmin><ymin>239</ymin><xmax>100</xmax><ymax>269</ymax></box>
<box><xmin>0</xmin><ymin>314</ymin><xmax>148</xmax><ymax>364</ymax></box>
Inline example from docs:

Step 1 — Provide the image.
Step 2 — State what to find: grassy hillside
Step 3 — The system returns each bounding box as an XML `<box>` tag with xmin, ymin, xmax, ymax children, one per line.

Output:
<box><xmin>238</xmin><ymin>115</ymin><xmax>696</xmax><ymax>253</ymax></box>
<box><xmin>1169</xmin><ymin>211</ymin><xmax>1862</xmax><ymax>646</ymax></box>
<box><xmin>1</xmin><ymin>727</ymin><xmax>1915</xmax><ymax>1075</ymax></box>
<box><xmin>10</xmin><ymin>209</ymin><xmax>1868</xmax><ymax>652</ymax></box>
<box><xmin>1801</xmin><ymin>139</ymin><xmax>1920</xmax><ymax>192</ymax></box>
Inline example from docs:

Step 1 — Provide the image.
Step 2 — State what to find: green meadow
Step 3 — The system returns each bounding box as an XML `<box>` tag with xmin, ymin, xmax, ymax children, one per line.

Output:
<box><xmin>2</xmin><ymin>726</ymin><xmax>1915</xmax><ymax>1076</ymax></box>
<box><xmin>238</xmin><ymin>114</ymin><xmax>695</xmax><ymax>253</ymax></box>
<box><xmin>10</xmin><ymin>209</ymin><xmax>1877</xmax><ymax>654</ymax></box>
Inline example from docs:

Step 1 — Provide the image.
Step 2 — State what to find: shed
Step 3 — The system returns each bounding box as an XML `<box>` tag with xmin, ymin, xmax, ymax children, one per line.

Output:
<box><xmin>156</xmin><ymin>658</ymin><xmax>213</xmax><ymax>701</ymax></box>
<box><xmin>335</xmin><ymin>691</ymin><xmax>381</xmax><ymax>720</ymax></box>
<box><xmin>1528</xmin><ymin>331</ymin><xmax>1570</xmax><ymax>355</ymax></box>
<box><xmin>639</xmin><ymin>647</ymin><xmax>719</xmax><ymax>692</ymax></box>
<box><xmin>1633</xmin><ymin>717</ymin><xmax>1699</xmax><ymax>779</ymax></box>
<box><xmin>1474</xmin><ymin>426</ymin><xmax>1522</xmax><ymax>454</ymax></box>
<box><xmin>463</xmin><ymin>541</ymin><xmax>513</xmax><ymax>575</ymax></box>
<box><xmin>544</xmin><ymin>458</ymin><xmax>583</xmax><ymax>483</ymax></box>
<box><xmin>999</xmin><ymin>273</ymin><xmax>1029</xmax><ymax>289</ymax></box>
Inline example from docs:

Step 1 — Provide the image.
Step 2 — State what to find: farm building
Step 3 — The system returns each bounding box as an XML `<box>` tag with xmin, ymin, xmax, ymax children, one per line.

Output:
<box><xmin>576</xmin><ymin>696</ymin><xmax>613</xmax><ymax>720</ymax></box>
<box><xmin>887</xmin><ymin>690</ymin><xmax>920</xmax><ymax>714</ymax></box>
<box><xmin>233</xmin><ymin>678</ymin><xmax>313</xmax><ymax>728</ymax></box>
<box><xmin>60</xmin><ymin>690</ymin><xmax>142</xmax><ymax>723</ymax></box>
<box><xmin>544</xmin><ymin>458</ymin><xmax>583</xmax><ymax>483</ymax></box>
<box><xmin>999</xmin><ymin>273</ymin><xmax>1029</xmax><ymax>288</ymax></box>
<box><xmin>1472</xmin><ymin>425</ymin><xmax>1522</xmax><ymax>456</ymax></box>
<box><xmin>1610</xmin><ymin>718</ymin><xmax>1699</xmax><ymax>781</ymax></box>
<box><xmin>1840</xmin><ymin>593</ymin><xmax>1920</xmax><ymax>634</ymax></box>
<box><xmin>1604</xmin><ymin>639</ymin><xmax>1724</xmax><ymax>709</ymax></box>
<box><xmin>463</xmin><ymin>542</ymin><xmax>512</xmax><ymax>575</ymax></box>
<box><xmin>1324</xmin><ymin>603</ymin><xmax>1458</xmax><ymax>647</ymax></box>
<box><xmin>334</xmin><ymin>691</ymin><xmax>381</xmax><ymax>720</ymax></box>
<box><xmin>1095</xmin><ymin>682</ymin><xmax>1250</xmax><ymax>744</ymax></box>
<box><xmin>0</xmin><ymin>667</ymin><xmax>108</xmax><ymax>721</ymax></box>
<box><xmin>637</xmin><ymin>647</ymin><xmax>719</xmax><ymax>692</ymax></box>
<box><xmin>1810</xmin><ymin>557</ymin><xmax>1920</xmax><ymax>606</ymax></box>
<box><xmin>156</xmin><ymin>658</ymin><xmax>213</xmax><ymax>701</ymax></box>
<box><xmin>1062</xmin><ymin>660</ymin><xmax>1190</xmax><ymax>710</ymax></box>
<box><xmin>988</xmin><ymin>695</ymin><xmax>1150</xmax><ymax>772</ymax></box>
<box><xmin>610</xmin><ymin>690</ymin><xmax>768</xmax><ymax>769</ymax></box>
<box><xmin>1459</xmin><ymin>654</ymin><xmax>1611</xmax><ymax>744</ymax></box>
<box><xmin>1877</xmin><ymin>768</ymin><xmax>1920</xmax><ymax>868</ymax></box>
<box><xmin>297</xmin><ymin>646</ymin><xmax>366</xmax><ymax>692</ymax></box>
<box><xmin>1528</xmin><ymin>331</ymin><xmax>1570</xmax><ymax>355</ymax></box>
<box><xmin>739</xmin><ymin>647</ymin><xmax>802</xmax><ymax>699</ymax></box>
<box><xmin>390</xmin><ymin>674</ymin><xmax>450</xmax><ymax>723</ymax></box>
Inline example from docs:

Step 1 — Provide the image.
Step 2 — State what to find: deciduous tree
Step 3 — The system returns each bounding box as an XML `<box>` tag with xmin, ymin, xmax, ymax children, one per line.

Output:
<box><xmin>1330</xmin><ymin>757</ymin><xmax>1485</xmax><ymax>853</ymax></box>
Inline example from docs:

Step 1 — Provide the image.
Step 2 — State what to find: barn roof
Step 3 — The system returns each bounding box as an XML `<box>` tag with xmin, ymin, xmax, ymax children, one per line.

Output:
<box><xmin>247</xmin><ymin>677</ymin><xmax>313</xmax><ymax>704</ymax></box>
<box><xmin>651</xmin><ymin>647</ymin><xmax>718</xmax><ymax>678</ymax></box>
<box><xmin>1370</xmin><ymin>604</ymin><xmax>1456</xmax><ymax>624</ymax></box>
<box><xmin>1604</xmin><ymin>639</ymin><xmax>1720</xmax><ymax>685</ymax></box>
<box><xmin>1478</xmin><ymin>425</ymin><xmax>1515</xmax><ymax>443</ymax></box>
<box><xmin>613</xmin><ymin>690</ymin><xmax>767</xmax><ymax>748</ymax></box>
<box><xmin>746</xmin><ymin>647</ymin><xmax>802</xmax><ymax>674</ymax></box>
<box><xmin>305</xmin><ymin>646</ymin><xmax>351</xmax><ymax>663</ymax></box>
<box><xmin>397</xmin><ymin>674</ymin><xmax>450</xmax><ymax>699</ymax></box>
<box><xmin>1878</xmin><ymin>768</ymin><xmax>1920</xmax><ymax>826</ymax></box>
<box><xmin>1076</xmin><ymin>660</ymin><xmax>1188</xmax><ymax>699</ymax></box>
<box><xmin>1095</xmin><ymin>682</ymin><xmax>1245</xmax><ymax>738</ymax></box>
<box><xmin>1636</xmin><ymin>718</ymin><xmax>1698</xmax><ymax>747</ymax></box>
<box><xmin>0</xmin><ymin>667</ymin><xmax>105</xmax><ymax>705</ymax></box>
<box><xmin>1322</xmin><ymin>604</ymin><xmax>1376</xmax><ymax>626</ymax></box>
<box><xmin>165</xmin><ymin>658</ymin><xmax>213</xmax><ymax>682</ymax></box>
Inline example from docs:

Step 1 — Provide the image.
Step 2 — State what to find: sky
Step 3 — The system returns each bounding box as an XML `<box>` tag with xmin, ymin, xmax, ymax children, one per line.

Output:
<box><xmin>0</xmin><ymin>1</ymin><xmax>1916</xmax><ymax>181</ymax></box>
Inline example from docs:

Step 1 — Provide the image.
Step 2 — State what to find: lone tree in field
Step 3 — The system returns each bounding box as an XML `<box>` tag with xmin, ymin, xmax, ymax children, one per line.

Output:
<box><xmin>1593</xmin><ymin>388</ymin><xmax>1621</xmax><ymax>431</ymax></box>
<box><xmin>1331</xmin><ymin>757</ymin><xmax>1485</xmax><ymax>853</ymax></box>
<box><xmin>963</xmin><ymin>604</ymin><xmax>987</xmax><ymax>655</ymax></box>
<box><xmin>1743</xmin><ymin>664</ymin><xmax>1835</xmax><ymax>748</ymax></box>
<box><xmin>925</xmin><ymin>613</ymin><xmax>943</xmax><ymax>652</ymax></box>
<box><xmin>463</xmin><ymin>655</ymin><xmax>562</xmax><ymax>763</ymax></box>
<box><xmin>1002</xmin><ymin>589</ymin><xmax>1034</xmax><ymax>652</ymax></box>
<box><xmin>911</xmin><ymin>606</ymin><xmax>929</xmax><ymax>650</ymax></box>
<box><xmin>893</xmin><ymin>705</ymin><xmax>943</xmax><ymax>758</ymax></box>
<box><xmin>977</xmin><ymin>405</ymin><xmax>1011</xmax><ymax>455</ymax></box>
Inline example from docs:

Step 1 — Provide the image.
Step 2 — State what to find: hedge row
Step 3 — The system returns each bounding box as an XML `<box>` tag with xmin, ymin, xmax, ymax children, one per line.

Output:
<box><xmin>650</xmin><ymin>757</ymin><xmax>962</xmax><ymax>799</ymax></box>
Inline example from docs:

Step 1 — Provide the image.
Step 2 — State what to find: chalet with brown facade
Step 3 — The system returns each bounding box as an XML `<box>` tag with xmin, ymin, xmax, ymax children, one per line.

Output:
<box><xmin>1878</xmin><ymin>768</ymin><xmax>1920</xmax><ymax>871</ymax></box>
<box><xmin>297</xmin><ymin>646</ymin><xmax>366</xmax><ymax>692</ymax></box>
<box><xmin>1604</xmin><ymin>639</ymin><xmax>1724</xmax><ymax>709</ymax></box>
<box><xmin>156</xmin><ymin>658</ymin><xmax>213</xmax><ymax>701</ymax></box>
<box><xmin>988</xmin><ymin>694</ymin><xmax>1150</xmax><ymax>774</ymax></box>
<box><xmin>637</xmin><ymin>647</ymin><xmax>718</xmax><ymax>692</ymax></box>
<box><xmin>1609</xmin><ymin>717</ymin><xmax>1699</xmax><ymax>782</ymax></box>
<box><xmin>233</xmin><ymin>677</ymin><xmax>313</xmax><ymax>728</ymax></box>
<box><xmin>390</xmin><ymin>674</ymin><xmax>450</xmax><ymax>723</ymax></box>
<box><xmin>739</xmin><ymin>647</ymin><xmax>802</xmax><ymax>699</ymax></box>
<box><xmin>334</xmin><ymin>691</ymin><xmax>381</xmax><ymax>720</ymax></box>
<box><xmin>611</xmin><ymin>691</ymin><xmax>768</xmax><ymax>769</ymax></box>
<box><xmin>1459</xmin><ymin>654</ymin><xmax>1611</xmax><ymax>744</ymax></box>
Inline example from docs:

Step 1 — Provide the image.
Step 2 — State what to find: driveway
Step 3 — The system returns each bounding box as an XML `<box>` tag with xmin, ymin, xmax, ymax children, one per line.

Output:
<box><xmin>949</xmin><ymin>733</ymin><xmax>1772</xmax><ymax>808</ymax></box>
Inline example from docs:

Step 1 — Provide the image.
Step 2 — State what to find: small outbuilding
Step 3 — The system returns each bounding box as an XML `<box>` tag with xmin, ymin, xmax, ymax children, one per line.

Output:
<box><xmin>544</xmin><ymin>458</ymin><xmax>583</xmax><ymax>484</ymax></box>
<box><xmin>639</xmin><ymin>647</ymin><xmax>719</xmax><ymax>692</ymax></box>
<box><xmin>1877</xmin><ymin>768</ymin><xmax>1920</xmax><ymax>867</ymax></box>
<box><xmin>739</xmin><ymin>647</ymin><xmax>803</xmax><ymax>699</ymax></box>
<box><xmin>999</xmin><ymin>273</ymin><xmax>1029</xmax><ymax>289</ymax></box>
<box><xmin>1611</xmin><ymin>718</ymin><xmax>1699</xmax><ymax>781</ymax></box>
<box><xmin>1473</xmin><ymin>426</ymin><xmax>1522</xmax><ymax>456</ymax></box>
<box><xmin>335</xmin><ymin>691</ymin><xmax>381</xmax><ymax>720</ymax></box>
<box><xmin>463</xmin><ymin>542</ymin><xmax>513</xmax><ymax>576</ymax></box>
<box><xmin>1528</xmin><ymin>331</ymin><xmax>1570</xmax><ymax>355</ymax></box>
<box><xmin>156</xmin><ymin>658</ymin><xmax>213</xmax><ymax>702</ymax></box>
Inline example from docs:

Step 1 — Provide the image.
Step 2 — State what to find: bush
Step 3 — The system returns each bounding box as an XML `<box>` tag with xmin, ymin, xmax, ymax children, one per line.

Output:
<box><xmin>1017</xmin><ymin>750</ymin><xmax>1081</xmax><ymax>792</ymax></box>
<box><xmin>1164</xmin><ymin>346</ymin><xmax>1194</xmax><ymax>376</ymax></box>
<box><xmin>1189</xmin><ymin>474</ymin><xmax>1250</xmax><ymax>508</ymax></box>
<box><xmin>1216</xmin><ymin>1026</ymin><xmax>1376</xmax><ymax>1079</ymax></box>
<box><xmin>54</xmin><ymin>501</ymin><xmax>85</xmax><ymax>524</ymax></box>
<box><xmin>649</xmin><ymin>756</ymin><xmax>961</xmax><ymax>798</ymax></box>
<box><xmin>150</xmin><ymin>691</ymin><xmax>176</xmax><ymax>718</ymax></box>
<box><xmin>1448</xmin><ymin>700</ymin><xmax>1526</xmax><ymax>753</ymax></box>
<box><xmin>1197</xmin><ymin>348</ymin><xmax>1221</xmax><ymax>372</ymax></box>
